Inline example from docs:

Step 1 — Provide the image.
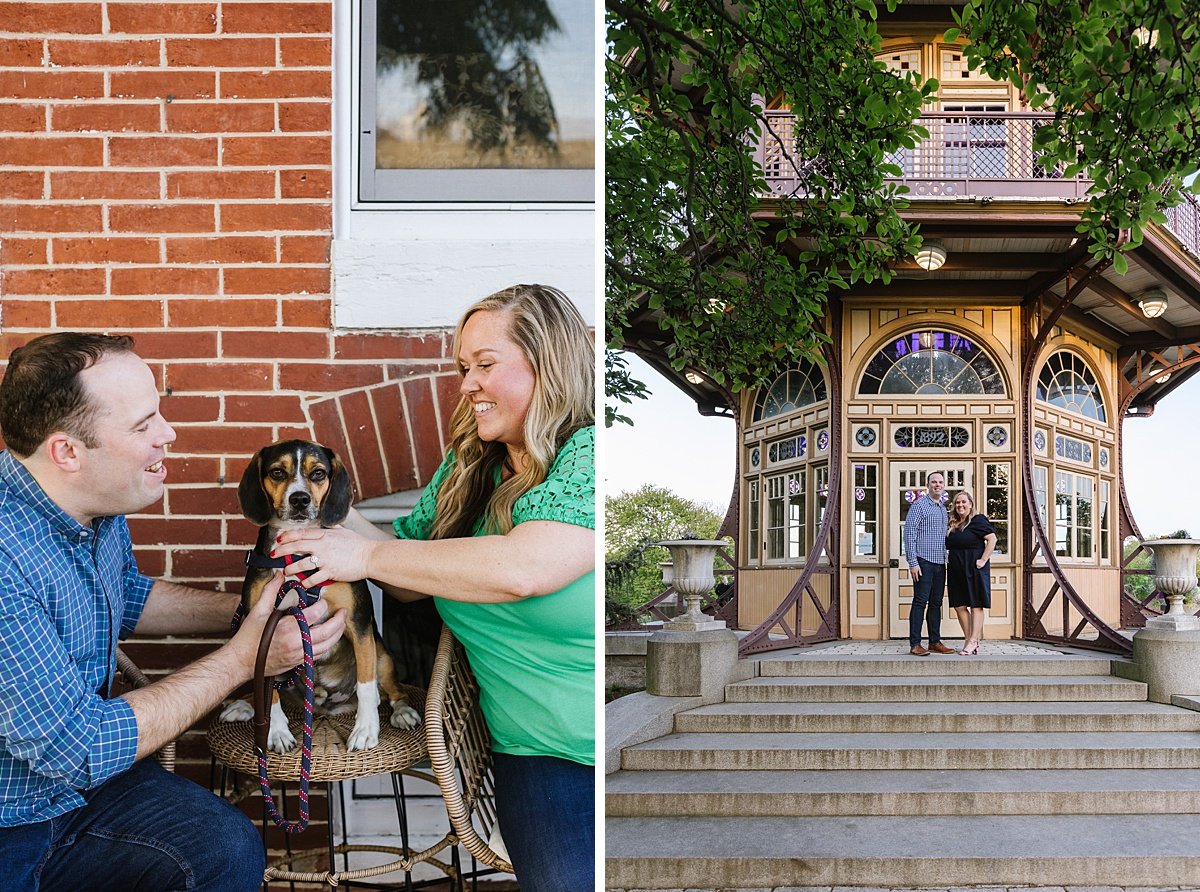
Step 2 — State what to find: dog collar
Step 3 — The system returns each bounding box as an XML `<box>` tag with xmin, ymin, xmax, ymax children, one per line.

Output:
<box><xmin>245</xmin><ymin>550</ymin><xmax>326</xmax><ymax>600</ymax></box>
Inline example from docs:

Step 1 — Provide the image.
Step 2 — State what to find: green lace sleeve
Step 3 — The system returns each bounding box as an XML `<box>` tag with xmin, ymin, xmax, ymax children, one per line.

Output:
<box><xmin>393</xmin><ymin>453</ymin><xmax>454</xmax><ymax>541</ymax></box>
<box><xmin>512</xmin><ymin>426</ymin><xmax>595</xmax><ymax>530</ymax></box>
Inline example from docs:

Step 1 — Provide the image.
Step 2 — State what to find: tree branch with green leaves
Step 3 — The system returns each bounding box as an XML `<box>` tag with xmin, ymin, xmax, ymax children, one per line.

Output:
<box><xmin>951</xmin><ymin>0</ymin><xmax>1200</xmax><ymax>272</ymax></box>
<box><xmin>605</xmin><ymin>0</ymin><xmax>936</xmax><ymax>418</ymax></box>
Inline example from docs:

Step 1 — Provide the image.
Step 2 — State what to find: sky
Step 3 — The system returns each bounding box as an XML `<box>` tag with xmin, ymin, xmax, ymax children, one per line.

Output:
<box><xmin>605</xmin><ymin>353</ymin><xmax>1200</xmax><ymax>537</ymax></box>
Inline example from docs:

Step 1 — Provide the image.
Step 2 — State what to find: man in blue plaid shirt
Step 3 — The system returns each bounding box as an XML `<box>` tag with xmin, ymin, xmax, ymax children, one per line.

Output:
<box><xmin>902</xmin><ymin>471</ymin><xmax>954</xmax><ymax>656</ymax></box>
<box><xmin>0</xmin><ymin>333</ymin><xmax>346</xmax><ymax>891</ymax></box>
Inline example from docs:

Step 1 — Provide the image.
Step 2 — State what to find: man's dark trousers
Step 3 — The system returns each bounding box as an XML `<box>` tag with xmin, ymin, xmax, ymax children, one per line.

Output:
<box><xmin>909</xmin><ymin>556</ymin><xmax>946</xmax><ymax>647</ymax></box>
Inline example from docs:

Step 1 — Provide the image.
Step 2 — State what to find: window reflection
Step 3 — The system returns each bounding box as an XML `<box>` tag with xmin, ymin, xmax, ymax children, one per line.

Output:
<box><xmin>753</xmin><ymin>360</ymin><xmax>828</xmax><ymax>421</ymax></box>
<box><xmin>1036</xmin><ymin>351</ymin><xmax>1107</xmax><ymax>422</ymax></box>
<box><xmin>374</xmin><ymin>0</ymin><xmax>594</xmax><ymax>171</ymax></box>
<box><xmin>859</xmin><ymin>329</ymin><xmax>1007</xmax><ymax>396</ymax></box>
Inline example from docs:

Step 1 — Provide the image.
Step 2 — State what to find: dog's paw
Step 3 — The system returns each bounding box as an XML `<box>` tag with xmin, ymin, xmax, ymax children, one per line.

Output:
<box><xmin>346</xmin><ymin>723</ymin><xmax>380</xmax><ymax>751</ymax></box>
<box><xmin>390</xmin><ymin>701</ymin><xmax>422</xmax><ymax>730</ymax></box>
<box><xmin>268</xmin><ymin>723</ymin><xmax>297</xmax><ymax>753</ymax></box>
<box><xmin>219</xmin><ymin>699</ymin><xmax>254</xmax><ymax>723</ymax></box>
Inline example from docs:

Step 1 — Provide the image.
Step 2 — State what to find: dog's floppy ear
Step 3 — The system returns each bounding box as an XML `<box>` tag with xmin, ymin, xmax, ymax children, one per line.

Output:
<box><xmin>320</xmin><ymin>446</ymin><xmax>353</xmax><ymax>527</ymax></box>
<box><xmin>237</xmin><ymin>451</ymin><xmax>272</xmax><ymax>526</ymax></box>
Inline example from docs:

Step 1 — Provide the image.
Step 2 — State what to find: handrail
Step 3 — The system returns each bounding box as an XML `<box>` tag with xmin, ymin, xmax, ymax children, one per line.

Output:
<box><xmin>756</xmin><ymin>110</ymin><xmax>1200</xmax><ymax>257</ymax></box>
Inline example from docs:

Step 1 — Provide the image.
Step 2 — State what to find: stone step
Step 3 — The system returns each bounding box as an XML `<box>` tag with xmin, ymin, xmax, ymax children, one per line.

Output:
<box><xmin>675</xmin><ymin>699</ymin><xmax>1200</xmax><ymax>733</ymax></box>
<box><xmin>620</xmin><ymin>730</ymin><xmax>1200</xmax><ymax>770</ymax></box>
<box><xmin>605</xmin><ymin>767</ymin><xmax>1200</xmax><ymax>816</ymax></box>
<box><xmin>755</xmin><ymin>653</ymin><xmax>1116</xmax><ymax>677</ymax></box>
<box><xmin>605</xmin><ymin>814</ymin><xmax>1200</xmax><ymax>888</ymax></box>
<box><xmin>727</xmin><ymin>674</ymin><xmax>1147</xmax><ymax>702</ymax></box>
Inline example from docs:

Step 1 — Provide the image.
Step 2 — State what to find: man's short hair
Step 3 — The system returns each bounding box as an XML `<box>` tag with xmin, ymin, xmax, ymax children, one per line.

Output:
<box><xmin>0</xmin><ymin>333</ymin><xmax>136</xmax><ymax>458</ymax></box>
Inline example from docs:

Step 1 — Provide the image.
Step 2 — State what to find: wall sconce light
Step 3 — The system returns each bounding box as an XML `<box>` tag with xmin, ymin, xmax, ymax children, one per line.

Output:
<box><xmin>914</xmin><ymin>241</ymin><xmax>947</xmax><ymax>271</ymax></box>
<box><xmin>684</xmin><ymin>370</ymin><xmax>705</xmax><ymax>384</ymax></box>
<box><xmin>1138</xmin><ymin>287</ymin><xmax>1169</xmax><ymax>318</ymax></box>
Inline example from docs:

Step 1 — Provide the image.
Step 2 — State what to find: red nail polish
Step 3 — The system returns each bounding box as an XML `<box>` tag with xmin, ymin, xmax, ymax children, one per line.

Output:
<box><xmin>270</xmin><ymin>549</ymin><xmax>276</xmax><ymax>557</ymax></box>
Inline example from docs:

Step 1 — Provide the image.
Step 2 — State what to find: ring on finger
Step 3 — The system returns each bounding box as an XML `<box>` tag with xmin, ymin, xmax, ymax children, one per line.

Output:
<box><xmin>310</xmin><ymin>554</ymin><xmax>319</xmax><ymax>568</ymax></box>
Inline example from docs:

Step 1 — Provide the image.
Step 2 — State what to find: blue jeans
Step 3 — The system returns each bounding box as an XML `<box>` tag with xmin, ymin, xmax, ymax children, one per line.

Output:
<box><xmin>909</xmin><ymin>557</ymin><xmax>946</xmax><ymax>647</ymax></box>
<box><xmin>492</xmin><ymin>752</ymin><xmax>594</xmax><ymax>892</ymax></box>
<box><xmin>0</xmin><ymin>759</ymin><xmax>264</xmax><ymax>892</ymax></box>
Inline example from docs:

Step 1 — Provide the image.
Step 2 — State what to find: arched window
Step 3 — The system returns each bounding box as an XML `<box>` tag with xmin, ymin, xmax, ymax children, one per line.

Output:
<box><xmin>858</xmin><ymin>329</ymin><xmax>1006</xmax><ymax>396</ymax></box>
<box><xmin>752</xmin><ymin>360</ymin><xmax>828</xmax><ymax>422</ymax></box>
<box><xmin>1037</xmin><ymin>351</ymin><xmax>1107</xmax><ymax>422</ymax></box>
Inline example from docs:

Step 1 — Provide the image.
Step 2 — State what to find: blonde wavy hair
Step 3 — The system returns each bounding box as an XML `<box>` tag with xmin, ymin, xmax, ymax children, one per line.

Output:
<box><xmin>431</xmin><ymin>284</ymin><xmax>593</xmax><ymax>539</ymax></box>
<box><xmin>948</xmin><ymin>491</ymin><xmax>978</xmax><ymax>533</ymax></box>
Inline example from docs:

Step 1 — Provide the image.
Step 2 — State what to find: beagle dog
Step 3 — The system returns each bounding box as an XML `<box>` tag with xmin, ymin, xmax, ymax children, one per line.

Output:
<box><xmin>219</xmin><ymin>440</ymin><xmax>421</xmax><ymax>752</ymax></box>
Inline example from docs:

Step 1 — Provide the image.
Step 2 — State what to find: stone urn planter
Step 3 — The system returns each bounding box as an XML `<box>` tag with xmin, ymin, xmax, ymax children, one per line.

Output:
<box><xmin>1132</xmin><ymin>537</ymin><xmax>1200</xmax><ymax>704</ymax></box>
<box><xmin>657</xmin><ymin>560</ymin><xmax>674</xmax><ymax>586</ymax></box>
<box><xmin>1143</xmin><ymin>538</ymin><xmax>1200</xmax><ymax>630</ymax></box>
<box><xmin>656</xmin><ymin>538</ymin><xmax>726</xmax><ymax>631</ymax></box>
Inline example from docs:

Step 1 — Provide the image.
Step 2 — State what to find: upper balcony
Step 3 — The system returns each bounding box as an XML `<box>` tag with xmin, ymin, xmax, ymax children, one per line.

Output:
<box><xmin>756</xmin><ymin>109</ymin><xmax>1200</xmax><ymax>259</ymax></box>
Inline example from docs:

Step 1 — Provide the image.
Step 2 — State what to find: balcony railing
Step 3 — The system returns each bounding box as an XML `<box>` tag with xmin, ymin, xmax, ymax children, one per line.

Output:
<box><xmin>756</xmin><ymin>110</ymin><xmax>1200</xmax><ymax>257</ymax></box>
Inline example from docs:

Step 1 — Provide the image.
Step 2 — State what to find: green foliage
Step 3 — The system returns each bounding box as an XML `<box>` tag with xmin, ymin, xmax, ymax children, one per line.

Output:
<box><xmin>604</xmin><ymin>350</ymin><xmax>651</xmax><ymax>427</ymax></box>
<box><xmin>1122</xmin><ymin>534</ymin><xmax>1200</xmax><ymax>608</ymax></box>
<box><xmin>1122</xmin><ymin>537</ymin><xmax>1156</xmax><ymax>604</ymax></box>
<box><xmin>605</xmin><ymin>0</ymin><xmax>936</xmax><ymax>407</ymax></box>
<box><xmin>953</xmin><ymin>0</ymin><xmax>1200</xmax><ymax>259</ymax></box>
<box><xmin>605</xmin><ymin>484</ymin><xmax>725</xmax><ymax>609</ymax></box>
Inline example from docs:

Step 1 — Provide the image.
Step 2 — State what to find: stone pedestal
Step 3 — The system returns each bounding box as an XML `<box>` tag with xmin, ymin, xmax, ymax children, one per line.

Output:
<box><xmin>646</xmin><ymin>629</ymin><xmax>739</xmax><ymax>699</ymax></box>
<box><xmin>1131</xmin><ymin>626</ymin><xmax>1200</xmax><ymax>704</ymax></box>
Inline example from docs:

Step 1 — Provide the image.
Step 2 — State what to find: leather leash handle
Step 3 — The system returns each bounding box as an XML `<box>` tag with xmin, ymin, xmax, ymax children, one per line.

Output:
<box><xmin>252</xmin><ymin>607</ymin><xmax>289</xmax><ymax>755</ymax></box>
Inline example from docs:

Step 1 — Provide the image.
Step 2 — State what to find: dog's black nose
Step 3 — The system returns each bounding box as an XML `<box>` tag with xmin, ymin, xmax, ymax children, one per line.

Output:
<box><xmin>289</xmin><ymin>491</ymin><xmax>311</xmax><ymax>510</ymax></box>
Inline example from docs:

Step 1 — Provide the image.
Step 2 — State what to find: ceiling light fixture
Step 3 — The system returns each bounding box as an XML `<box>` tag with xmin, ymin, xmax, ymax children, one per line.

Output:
<box><xmin>1138</xmin><ymin>287</ymin><xmax>1169</xmax><ymax>318</ymax></box>
<box><xmin>684</xmin><ymin>370</ymin><xmax>705</xmax><ymax>385</ymax></box>
<box><xmin>914</xmin><ymin>241</ymin><xmax>947</xmax><ymax>271</ymax></box>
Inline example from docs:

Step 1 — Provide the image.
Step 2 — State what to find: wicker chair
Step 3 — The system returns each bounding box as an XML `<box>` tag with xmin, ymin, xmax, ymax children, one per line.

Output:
<box><xmin>114</xmin><ymin>647</ymin><xmax>175</xmax><ymax>772</ymax></box>
<box><xmin>424</xmin><ymin>625</ymin><xmax>513</xmax><ymax>874</ymax></box>
<box><xmin>207</xmin><ymin>685</ymin><xmax>456</xmax><ymax>885</ymax></box>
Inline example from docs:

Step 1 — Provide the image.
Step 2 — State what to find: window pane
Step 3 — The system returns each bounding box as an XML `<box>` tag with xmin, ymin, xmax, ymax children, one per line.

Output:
<box><xmin>985</xmin><ymin>462</ymin><xmax>1009</xmax><ymax>554</ymax></box>
<box><xmin>753</xmin><ymin>359</ymin><xmax>828</xmax><ymax>421</ymax></box>
<box><xmin>1100</xmin><ymin>480</ymin><xmax>1111</xmax><ymax>561</ymax></box>
<box><xmin>1055</xmin><ymin>471</ymin><xmax>1072</xmax><ymax>557</ymax></box>
<box><xmin>767</xmin><ymin>475</ymin><xmax>784</xmax><ymax>559</ymax></box>
<box><xmin>854</xmin><ymin>463</ymin><xmax>877</xmax><ymax>556</ymax></box>
<box><xmin>788</xmin><ymin>471</ymin><xmax>806</xmax><ymax>559</ymax></box>
<box><xmin>860</xmin><ymin>329</ymin><xmax>1006</xmax><ymax>396</ymax></box>
<box><xmin>374</xmin><ymin>0</ymin><xmax>594</xmax><ymax>172</ymax></box>
<box><xmin>1075</xmin><ymin>475</ymin><xmax>1093</xmax><ymax>558</ymax></box>
<box><xmin>1034</xmin><ymin>465</ymin><xmax>1048</xmax><ymax>548</ymax></box>
<box><xmin>1037</xmin><ymin>351</ymin><xmax>1107</xmax><ymax>421</ymax></box>
<box><xmin>747</xmin><ymin>479</ymin><xmax>760</xmax><ymax>564</ymax></box>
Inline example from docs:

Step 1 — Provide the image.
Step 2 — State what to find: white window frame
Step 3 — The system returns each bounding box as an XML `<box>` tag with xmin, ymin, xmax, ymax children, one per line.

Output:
<box><xmin>357</xmin><ymin>0</ymin><xmax>594</xmax><ymax>204</ymax></box>
<box><xmin>332</xmin><ymin>1</ymin><xmax>595</xmax><ymax>330</ymax></box>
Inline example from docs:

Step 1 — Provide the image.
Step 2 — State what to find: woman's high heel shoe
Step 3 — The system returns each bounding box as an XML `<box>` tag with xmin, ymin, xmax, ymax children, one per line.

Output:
<box><xmin>959</xmin><ymin>640</ymin><xmax>979</xmax><ymax>656</ymax></box>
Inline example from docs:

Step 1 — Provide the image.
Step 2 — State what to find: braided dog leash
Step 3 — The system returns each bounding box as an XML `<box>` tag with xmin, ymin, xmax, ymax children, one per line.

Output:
<box><xmin>232</xmin><ymin>552</ymin><xmax>325</xmax><ymax>834</ymax></box>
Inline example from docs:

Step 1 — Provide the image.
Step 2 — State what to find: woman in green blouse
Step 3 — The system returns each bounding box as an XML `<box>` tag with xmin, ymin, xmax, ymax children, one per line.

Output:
<box><xmin>276</xmin><ymin>284</ymin><xmax>595</xmax><ymax>892</ymax></box>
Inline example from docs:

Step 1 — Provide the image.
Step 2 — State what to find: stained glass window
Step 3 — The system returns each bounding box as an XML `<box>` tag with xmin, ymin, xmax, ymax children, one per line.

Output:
<box><xmin>858</xmin><ymin>330</ymin><xmax>1006</xmax><ymax>396</ymax></box>
<box><xmin>1036</xmin><ymin>351</ymin><xmax>1107</xmax><ymax>422</ymax></box>
<box><xmin>753</xmin><ymin>360</ymin><xmax>828</xmax><ymax>421</ymax></box>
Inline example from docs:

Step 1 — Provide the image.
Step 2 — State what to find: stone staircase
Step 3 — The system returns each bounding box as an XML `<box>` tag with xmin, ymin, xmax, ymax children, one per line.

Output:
<box><xmin>606</xmin><ymin>645</ymin><xmax>1200</xmax><ymax>889</ymax></box>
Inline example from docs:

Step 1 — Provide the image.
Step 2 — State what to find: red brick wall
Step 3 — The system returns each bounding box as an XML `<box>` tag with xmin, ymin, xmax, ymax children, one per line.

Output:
<box><xmin>0</xmin><ymin>1</ymin><xmax>462</xmax><ymax>785</ymax></box>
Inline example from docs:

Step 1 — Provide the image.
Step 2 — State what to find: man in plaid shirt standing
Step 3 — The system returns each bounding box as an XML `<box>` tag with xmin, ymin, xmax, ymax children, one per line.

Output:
<box><xmin>903</xmin><ymin>471</ymin><xmax>954</xmax><ymax>656</ymax></box>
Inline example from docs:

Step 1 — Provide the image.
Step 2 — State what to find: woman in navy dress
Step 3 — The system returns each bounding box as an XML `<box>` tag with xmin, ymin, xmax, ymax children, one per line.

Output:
<box><xmin>946</xmin><ymin>491</ymin><xmax>997</xmax><ymax>655</ymax></box>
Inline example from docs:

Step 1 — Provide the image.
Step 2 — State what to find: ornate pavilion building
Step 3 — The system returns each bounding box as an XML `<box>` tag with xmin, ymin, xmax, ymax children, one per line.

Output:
<box><xmin>621</xmin><ymin>20</ymin><xmax>1200</xmax><ymax>657</ymax></box>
